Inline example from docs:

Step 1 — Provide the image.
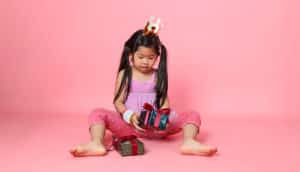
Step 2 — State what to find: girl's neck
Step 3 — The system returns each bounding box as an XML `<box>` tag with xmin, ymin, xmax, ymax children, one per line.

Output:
<box><xmin>131</xmin><ymin>67</ymin><xmax>155</xmax><ymax>81</ymax></box>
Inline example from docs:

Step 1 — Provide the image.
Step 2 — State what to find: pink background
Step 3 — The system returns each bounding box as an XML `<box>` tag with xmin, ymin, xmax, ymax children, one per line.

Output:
<box><xmin>1</xmin><ymin>1</ymin><xmax>299</xmax><ymax>172</ymax></box>
<box><xmin>1</xmin><ymin>0</ymin><xmax>299</xmax><ymax>118</ymax></box>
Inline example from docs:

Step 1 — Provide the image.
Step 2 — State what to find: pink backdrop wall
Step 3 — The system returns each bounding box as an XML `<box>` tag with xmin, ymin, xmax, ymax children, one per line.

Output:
<box><xmin>1</xmin><ymin>0</ymin><xmax>299</xmax><ymax>118</ymax></box>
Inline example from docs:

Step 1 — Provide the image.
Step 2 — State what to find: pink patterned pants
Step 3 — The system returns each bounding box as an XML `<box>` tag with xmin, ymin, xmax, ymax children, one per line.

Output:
<box><xmin>88</xmin><ymin>108</ymin><xmax>201</xmax><ymax>139</ymax></box>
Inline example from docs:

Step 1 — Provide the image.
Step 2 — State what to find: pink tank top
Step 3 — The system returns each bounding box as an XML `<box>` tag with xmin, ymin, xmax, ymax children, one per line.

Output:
<box><xmin>125</xmin><ymin>71</ymin><xmax>156</xmax><ymax>113</ymax></box>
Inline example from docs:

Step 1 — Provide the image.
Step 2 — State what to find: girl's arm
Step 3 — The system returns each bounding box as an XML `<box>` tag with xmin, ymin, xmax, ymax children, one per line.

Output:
<box><xmin>113</xmin><ymin>69</ymin><xmax>127</xmax><ymax>114</ymax></box>
<box><xmin>159</xmin><ymin>96</ymin><xmax>170</xmax><ymax>109</ymax></box>
<box><xmin>113</xmin><ymin>70</ymin><xmax>145</xmax><ymax>131</ymax></box>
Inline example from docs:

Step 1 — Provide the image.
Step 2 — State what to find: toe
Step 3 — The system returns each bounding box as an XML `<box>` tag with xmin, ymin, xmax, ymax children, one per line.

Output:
<box><xmin>69</xmin><ymin>147</ymin><xmax>77</xmax><ymax>153</ymax></box>
<box><xmin>70</xmin><ymin>149</ymin><xmax>78</xmax><ymax>157</ymax></box>
<box><xmin>76</xmin><ymin>147</ymin><xmax>85</xmax><ymax>154</ymax></box>
<box><xmin>210</xmin><ymin>147</ymin><xmax>218</xmax><ymax>154</ymax></box>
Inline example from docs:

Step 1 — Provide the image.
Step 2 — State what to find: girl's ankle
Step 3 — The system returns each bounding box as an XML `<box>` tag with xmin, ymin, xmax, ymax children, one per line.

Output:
<box><xmin>91</xmin><ymin>140</ymin><xmax>103</xmax><ymax>145</ymax></box>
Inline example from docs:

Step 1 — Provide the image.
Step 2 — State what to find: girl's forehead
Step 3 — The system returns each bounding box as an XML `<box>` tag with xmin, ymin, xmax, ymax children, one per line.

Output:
<box><xmin>135</xmin><ymin>46</ymin><xmax>157</xmax><ymax>56</ymax></box>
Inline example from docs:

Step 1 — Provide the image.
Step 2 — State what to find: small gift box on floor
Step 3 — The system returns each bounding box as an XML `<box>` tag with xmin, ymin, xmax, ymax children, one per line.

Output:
<box><xmin>138</xmin><ymin>103</ymin><xmax>171</xmax><ymax>130</ymax></box>
<box><xmin>112</xmin><ymin>135</ymin><xmax>144</xmax><ymax>156</ymax></box>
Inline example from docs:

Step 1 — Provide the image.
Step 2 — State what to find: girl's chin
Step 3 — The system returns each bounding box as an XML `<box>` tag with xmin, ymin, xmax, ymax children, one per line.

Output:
<box><xmin>140</xmin><ymin>67</ymin><xmax>150</xmax><ymax>70</ymax></box>
<box><xmin>139</xmin><ymin>68</ymin><xmax>152</xmax><ymax>73</ymax></box>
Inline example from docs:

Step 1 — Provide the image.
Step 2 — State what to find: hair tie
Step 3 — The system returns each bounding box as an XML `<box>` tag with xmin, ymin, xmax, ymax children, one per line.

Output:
<box><xmin>143</xmin><ymin>16</ymin><xmax>163</xmax><ymax>36</ymax></box>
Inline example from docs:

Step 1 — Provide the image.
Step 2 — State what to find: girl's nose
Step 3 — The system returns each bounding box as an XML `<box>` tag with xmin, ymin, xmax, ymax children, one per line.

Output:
<box><xmin>142</xmin><ymin>59</ymin><xmax>149</xmax><ymax>64</ymax></box>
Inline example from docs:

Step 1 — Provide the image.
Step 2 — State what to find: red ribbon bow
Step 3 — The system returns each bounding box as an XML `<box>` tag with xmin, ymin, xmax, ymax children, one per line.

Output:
<box><xmin>143</xmin><ymin>103</ymin><xmax>154</xmax><ymax>111</ymax></box>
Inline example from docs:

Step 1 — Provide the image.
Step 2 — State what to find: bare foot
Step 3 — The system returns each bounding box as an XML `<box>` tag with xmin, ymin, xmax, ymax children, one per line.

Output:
<box><xmin>180</xmin><ymin>139</ymin><xmax>217</xmax><ymax>156</ymax></box>
<box><xmin>69</xmin><ymin>141</ymin><xmax>107</xmax><ymax>157</ymax></box>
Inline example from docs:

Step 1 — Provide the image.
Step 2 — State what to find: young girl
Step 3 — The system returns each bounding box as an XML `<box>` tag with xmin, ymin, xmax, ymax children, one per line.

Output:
<box><xmin>70</xmin><ymin>17</ymin><xmax>217</xmax><ymax>156</ymax></box>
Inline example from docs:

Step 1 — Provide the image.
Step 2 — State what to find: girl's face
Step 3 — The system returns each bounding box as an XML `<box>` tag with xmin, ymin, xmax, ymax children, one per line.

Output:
<box><xmin>130</xmin><ymin>46</ymin><xmax>158</xmax><ymax>73</ymax></box>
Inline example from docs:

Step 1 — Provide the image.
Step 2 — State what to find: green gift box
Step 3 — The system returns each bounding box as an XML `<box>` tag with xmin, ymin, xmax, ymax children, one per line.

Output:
<box><xmin>113</xmin><ymin>135</ymin><xmax>144</xmax><ymax>156</ymax></box>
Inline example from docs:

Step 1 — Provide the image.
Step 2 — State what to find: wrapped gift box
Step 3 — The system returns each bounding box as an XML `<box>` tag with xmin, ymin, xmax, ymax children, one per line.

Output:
<box><xmin>138</xmin><ymin>103</ymin><xmax>170</xmax><ymax>130</ymax></box>
<box><xmin>113</xmin><ymin>135</ymin><xmax>144</xmax><ymax>156</ymax></box>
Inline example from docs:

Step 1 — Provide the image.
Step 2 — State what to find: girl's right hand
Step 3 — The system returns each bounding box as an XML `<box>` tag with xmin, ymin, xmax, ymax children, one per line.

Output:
<box><xmin>130</xmin><ymin>113</ymin><xmax>146</xmax><ymax>132</ymax></box>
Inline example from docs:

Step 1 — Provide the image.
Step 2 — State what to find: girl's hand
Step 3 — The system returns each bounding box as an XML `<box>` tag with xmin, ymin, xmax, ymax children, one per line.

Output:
<box><xmin>130</xmin><ymin>113</ymin><xmax>146</xmax><ymax>132</ymax></box>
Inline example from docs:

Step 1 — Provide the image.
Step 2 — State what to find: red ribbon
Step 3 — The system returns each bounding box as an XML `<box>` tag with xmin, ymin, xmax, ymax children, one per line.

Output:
<box><xmin>157</xmin><ymin>108</ymin><xmax>171</xmax><ymax>115</ymax></box>
<box><xmin>129</xmin><ymin>139</ymin><xmax>138</xmax><ymax>155</ymax></box>
<box><xmin>113</xmin><ymin>135</ymin><xmax>138</xmax><ymax>155</ymax></box>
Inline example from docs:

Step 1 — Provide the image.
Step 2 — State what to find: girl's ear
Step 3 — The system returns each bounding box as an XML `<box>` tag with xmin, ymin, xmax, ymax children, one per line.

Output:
<box><xmin>152</xmin><ymin>56</ymin><xmax>160</xmax><ymax>69</ymax></box>
<box><xmin>129</xmin><ymin>54</ymin><xmax>133</xmax><ymax>66</ymax></box>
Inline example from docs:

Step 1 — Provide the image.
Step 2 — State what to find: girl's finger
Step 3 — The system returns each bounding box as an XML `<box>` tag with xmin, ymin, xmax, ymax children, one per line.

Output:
<box><xmin>133</xmin><ymin>121</ymin><xmax>145</xmax><ymax>132</ymax></box>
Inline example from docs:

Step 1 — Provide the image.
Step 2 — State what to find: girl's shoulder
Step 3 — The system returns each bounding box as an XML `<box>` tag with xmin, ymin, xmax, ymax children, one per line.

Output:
<box><xmin>117</xmin><ymin>69</ymin><xmax>125</xmax><ymax>80</ymax></box>
<box><xmin>115</xmin><ymin>69</ymin><xmax>127</xmax><ymax>87</ymax></box>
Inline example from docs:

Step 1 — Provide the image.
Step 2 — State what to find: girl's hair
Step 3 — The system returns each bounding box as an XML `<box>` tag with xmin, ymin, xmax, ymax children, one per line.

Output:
<box><xmin>113</xmin><ymin>29</ymin><xmax>168</xmax><ymax>109</ymax></box>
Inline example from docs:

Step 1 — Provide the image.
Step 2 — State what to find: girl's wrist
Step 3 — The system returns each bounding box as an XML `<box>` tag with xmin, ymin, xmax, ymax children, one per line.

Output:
<box><xmin>122</xmin><ymin>109</ymin><xmax>134</xmax><ymax>124</ymax></box>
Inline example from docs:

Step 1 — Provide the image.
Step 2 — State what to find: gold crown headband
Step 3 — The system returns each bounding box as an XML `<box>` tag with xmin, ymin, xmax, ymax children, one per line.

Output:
<box><xmin>143</xmin><ymin>16</ymin><xmax>162</xmax><ymax>36</ymax></box>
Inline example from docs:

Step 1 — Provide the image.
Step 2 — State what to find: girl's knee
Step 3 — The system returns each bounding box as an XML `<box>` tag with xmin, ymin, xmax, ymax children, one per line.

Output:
<box><xmin>89</xmin><ymin>108</ymin><xmax>108</xmax><ymax>117</ymax></box>
<box><xmin>184</xmin><ymin>110</ymin><xmax>202</xmax><ymax>126</ymax></box>
<box><xmin>88</xmin><ymin>108</ymin><xmax>108</xmax><ymax>125</ymax></box>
